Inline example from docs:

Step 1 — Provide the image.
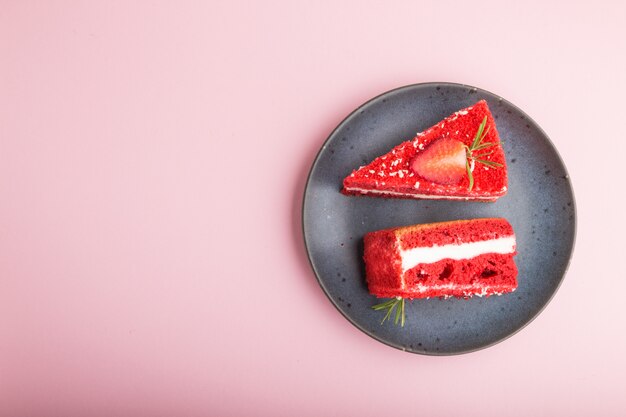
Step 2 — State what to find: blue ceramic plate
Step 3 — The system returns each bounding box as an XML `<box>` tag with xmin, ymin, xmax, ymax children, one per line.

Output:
<box><xmin>302</xmin><ymin>82</ymin><xmax>576</xmax><ymax>355</ymax></box>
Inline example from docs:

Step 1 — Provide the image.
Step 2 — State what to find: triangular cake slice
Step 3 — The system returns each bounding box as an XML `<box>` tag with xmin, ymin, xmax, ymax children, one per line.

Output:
<box><xmin>342</xmin><ymin>100</ymin><xmax>508</xmax><ymax>201</ymax></box>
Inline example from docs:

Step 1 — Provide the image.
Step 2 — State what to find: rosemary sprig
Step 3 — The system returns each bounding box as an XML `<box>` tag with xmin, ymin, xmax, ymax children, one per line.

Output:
<box><xmin>470</xmin><ymin>116</ymin><xmax>488</xmax><ymax>150</ymax></box>
<box><xmin>464</xmin><ymin>116</ymin><xmax>503</xmax><ymax>191</ymax></box>
<box><xmin>475</xmin><ymin>159</ymin><xmax>503</xmax><ymax>168</ymax></box>
<box><xmin>372</xmin><ymin>297</ymin><xmax>406</xmax><ymax>326</ymax></box>
<box><xmin>466</xmin><ymin>158</ymin><xmax>474</xmax><ymax>192</ymax></box>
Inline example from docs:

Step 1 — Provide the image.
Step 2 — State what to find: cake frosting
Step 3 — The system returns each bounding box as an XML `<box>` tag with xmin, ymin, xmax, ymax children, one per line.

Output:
<box><xmin>400</xmin><ymin>236</ymin><xmax>516</xmax><ymax>272</ymax></box>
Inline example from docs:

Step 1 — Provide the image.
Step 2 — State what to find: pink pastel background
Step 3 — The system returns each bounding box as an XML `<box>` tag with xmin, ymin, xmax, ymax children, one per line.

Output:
<box><xmin>1</xmin><ymin>1</ymin><xmax>625</xmax><ymax>416</ymax></box>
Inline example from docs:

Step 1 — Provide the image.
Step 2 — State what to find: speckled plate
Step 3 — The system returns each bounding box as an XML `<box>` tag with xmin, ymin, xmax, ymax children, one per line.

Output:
<box><xmin>302</xmin><ymin>82</ymin><xmax>576</xmax><ymax>355</ymax></box>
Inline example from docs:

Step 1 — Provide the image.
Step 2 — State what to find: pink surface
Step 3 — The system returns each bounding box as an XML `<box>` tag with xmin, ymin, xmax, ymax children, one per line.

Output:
<box><xmin>1</xmin><ymin>1</ymin><xmax>625</xmax><ymax>416</ymax></box>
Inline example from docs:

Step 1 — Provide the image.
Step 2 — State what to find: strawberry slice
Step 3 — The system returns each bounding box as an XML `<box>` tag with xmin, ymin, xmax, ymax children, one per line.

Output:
<box><xmin>410</xmin><ymin>138</ymin><xmax>467</xmax><ymax>184</ymax></box>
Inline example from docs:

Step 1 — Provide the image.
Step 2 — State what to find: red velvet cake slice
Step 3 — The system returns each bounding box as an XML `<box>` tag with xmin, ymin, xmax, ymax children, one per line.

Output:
<box><xmin>343</xmin><ymin>100</ymin><xmax>508</xmax><ymax>201</ymax></box>
<box><xmin>364</xmin><ymin>218</ymin><xmax>517</xmax><ymax>299</ymax></box>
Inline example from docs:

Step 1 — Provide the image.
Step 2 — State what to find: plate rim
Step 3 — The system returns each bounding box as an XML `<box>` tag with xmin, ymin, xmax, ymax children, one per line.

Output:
<box><xmin>301</xmin><ymin>81</ymin><xmax>577</xmax><ymax>355</ymax></box>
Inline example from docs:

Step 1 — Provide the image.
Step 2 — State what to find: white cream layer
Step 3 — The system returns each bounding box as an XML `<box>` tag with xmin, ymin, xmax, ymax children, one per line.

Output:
<box><xmin>344</xmin><ymin>187</ymin><xmax>497</xmax><ymax>200</ymax></box>
<box><xmin>412</xmin><ymin>282</ymin><xmax>515</xmax><ymax>297</ymax></box>
<box><xmin>400</xmin><ymin>236</ymin><xmax>516</xmax><ymax>272</ymax></box>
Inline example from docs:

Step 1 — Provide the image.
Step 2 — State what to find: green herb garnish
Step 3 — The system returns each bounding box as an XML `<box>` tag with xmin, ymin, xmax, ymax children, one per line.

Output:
<box><xmin>372</xmin><ymin>297</ymin><xmax>406</xmax><ymax>326</ymax></box>
<box><xmin>465</xmin><ymin>116</ymin><xmax>503</xmax><ymax>191</ymax></box>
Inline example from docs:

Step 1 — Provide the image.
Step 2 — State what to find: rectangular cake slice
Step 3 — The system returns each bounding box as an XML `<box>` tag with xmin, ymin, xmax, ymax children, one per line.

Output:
<box><xmin>364</xmin><ymin>218</ymin><xmax>518</xmax><ymax>299</ymax></box>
